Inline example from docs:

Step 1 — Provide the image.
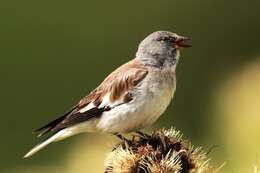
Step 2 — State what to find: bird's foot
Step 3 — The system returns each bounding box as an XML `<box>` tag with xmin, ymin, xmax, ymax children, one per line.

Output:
<box><xmin>113</xmin><ymin>133</ymin><xmax>131</xmax><ymax>149</ymax></box>
<box><xmin>135</xmin><ymin>130</ymin><xmax>151</xmax><ymax>138</ymax></box>
<box><xmin>114</xmin><ymin>133</ymin><xmax>128</xmax><ymax>141</ymax></box>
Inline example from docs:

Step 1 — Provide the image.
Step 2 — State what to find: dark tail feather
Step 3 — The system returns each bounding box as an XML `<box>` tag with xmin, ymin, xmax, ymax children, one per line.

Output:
<box><xmin>34</xmin><ymin>105</ymin><xmax>78</xmax><ymax>137</ymax></box>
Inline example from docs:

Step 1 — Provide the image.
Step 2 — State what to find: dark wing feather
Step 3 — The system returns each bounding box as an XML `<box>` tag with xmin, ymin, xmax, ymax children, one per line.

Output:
<box><xmin>34</xmin><ymin>105</ymin><xmax>79</xmax><ymax>137</ymax></box>
<box><xmin>51</xmin><ymin>106</ymin><xmax>110</xmax><ymax>131</ymax></box>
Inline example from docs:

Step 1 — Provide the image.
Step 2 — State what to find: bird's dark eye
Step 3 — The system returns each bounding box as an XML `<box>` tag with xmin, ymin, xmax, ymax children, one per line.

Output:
<box><xmin>162</xmin><ymin>37</ymin><xmax>170</xmax><ymax>42</ymax></box>
<box><xmin>169</xmin><ymin>36</ymin><xmax>178</xmax><ymax>43</ymax></box>
<box><xmin>157</xmin><ymin>37</ymin><xmax>167</xmax><ymax>42</ymax></box>
<box><xmin>157</xmin><ymin>36</ymin><xmax>177</xmax><ymax>43</ymax></box>
<box><xmin>171</xmin><ymin>36</ymin><xmax>177</xmax><ymax>42</ymax></box>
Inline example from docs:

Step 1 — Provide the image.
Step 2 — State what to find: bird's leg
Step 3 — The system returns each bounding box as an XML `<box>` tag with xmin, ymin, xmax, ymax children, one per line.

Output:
<box><xmin>113</xmin><ymin>133</ymin><xmax>131</xmax><ymax>149</ymax></box>
<box><xmin>113</xmin><ymin>133</ymin><xmax>128</xmax><ymax>141</ymax></box>
<box><xmin>135</xmin><ymin>130</ymin><xmax>151</xmax><ymax>138</ymax></box>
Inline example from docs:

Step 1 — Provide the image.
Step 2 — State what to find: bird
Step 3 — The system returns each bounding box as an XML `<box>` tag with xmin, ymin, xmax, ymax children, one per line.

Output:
<box><xmin>24</xmin><ymin>31</ymin><xmax>191</xmax><ymax>158</ymax></box>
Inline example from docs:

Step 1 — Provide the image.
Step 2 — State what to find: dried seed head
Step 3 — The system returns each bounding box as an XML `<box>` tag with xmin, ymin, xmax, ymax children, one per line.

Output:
<box><xmin>105</xmin><ymin>147</ymin><xmax>139</xmax><ymax>173</ymax></box>
<box><xmin>105</xmin><ymin>128</ymin><xmax>218</xmax><ymax>173</ymax></box>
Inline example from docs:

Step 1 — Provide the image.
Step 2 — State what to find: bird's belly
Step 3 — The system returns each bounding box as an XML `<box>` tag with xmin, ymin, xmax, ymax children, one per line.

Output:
<box><xmin>96</xmin><ymin>86</ymin><xmax>174</xmax><ymax>133</ymax></box>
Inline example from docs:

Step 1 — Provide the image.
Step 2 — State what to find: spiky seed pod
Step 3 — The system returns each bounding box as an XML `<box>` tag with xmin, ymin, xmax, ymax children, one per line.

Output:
<box><xmin>104</xmin><ymin>128</ymin><xmax>216</xmax><ymax>173</ymax></box>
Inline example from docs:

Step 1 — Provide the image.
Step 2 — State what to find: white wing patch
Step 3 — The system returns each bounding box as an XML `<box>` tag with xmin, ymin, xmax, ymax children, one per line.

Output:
<box><xmin>99</xmin><ymin>93</ymin><xmax>128</xmax><ymax>109</ymax></box>
<box><xmin>79</xmin><ymin>92</ymin><xmax>130</xmax><ymax>114</ymax></box>
<box><xmin>79</xmin><ymin>102</ymin><xmax>95</xmax><ymax>113</ymax></box>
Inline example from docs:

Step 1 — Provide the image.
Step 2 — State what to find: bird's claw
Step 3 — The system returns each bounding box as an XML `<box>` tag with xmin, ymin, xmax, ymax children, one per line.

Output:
<box><xmin>135</xmin><ymin>131</ymin><xmax>151</xmax><ymax>138</ymax></box>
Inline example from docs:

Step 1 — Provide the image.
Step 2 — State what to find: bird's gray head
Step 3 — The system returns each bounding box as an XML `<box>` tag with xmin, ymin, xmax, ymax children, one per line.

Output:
<box><xmin>136</xmin><ymin>31</ymin><xmax>191</xmax><ymax>69</ymax></box>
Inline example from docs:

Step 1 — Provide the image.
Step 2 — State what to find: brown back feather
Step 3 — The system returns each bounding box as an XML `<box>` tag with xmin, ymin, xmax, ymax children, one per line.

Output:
<box><xmin>79</xmin><ymin>59</ymin><xmax>148</xmax><ymax>106</ymax></box>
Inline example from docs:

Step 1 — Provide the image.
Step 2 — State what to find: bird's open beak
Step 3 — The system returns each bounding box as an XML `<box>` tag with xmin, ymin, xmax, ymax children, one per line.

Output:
<box><xmin>175</xmin><ymin>37</ymin><xmax>192</xmax><ymax>48</ymax></box>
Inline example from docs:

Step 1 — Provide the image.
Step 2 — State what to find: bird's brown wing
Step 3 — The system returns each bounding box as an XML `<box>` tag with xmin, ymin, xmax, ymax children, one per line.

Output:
<box><xmin>35</xmin><ymin>59</ymin><xmax>148</xmax><ymax>136</ymax></box>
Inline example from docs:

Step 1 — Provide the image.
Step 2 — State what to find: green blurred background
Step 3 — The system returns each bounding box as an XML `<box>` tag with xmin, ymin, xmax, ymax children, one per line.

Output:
<box><xmin>1</xmin><ymin>0</ymin><xmax>260</xmax><ymax>172</ymax></box>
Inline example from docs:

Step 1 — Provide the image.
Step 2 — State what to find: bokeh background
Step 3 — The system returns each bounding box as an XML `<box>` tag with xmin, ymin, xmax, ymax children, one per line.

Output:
<box><xmin>1</xmin><ymin>0</ymin><xmax>260</xmax><ymax>172</ymax></box>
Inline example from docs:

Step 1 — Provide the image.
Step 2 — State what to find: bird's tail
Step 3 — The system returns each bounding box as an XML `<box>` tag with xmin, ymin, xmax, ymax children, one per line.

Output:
<box><xmin>24</xmin><ymin>130</ymin><xmax>66</xmax><ymax>158</ymax></box>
